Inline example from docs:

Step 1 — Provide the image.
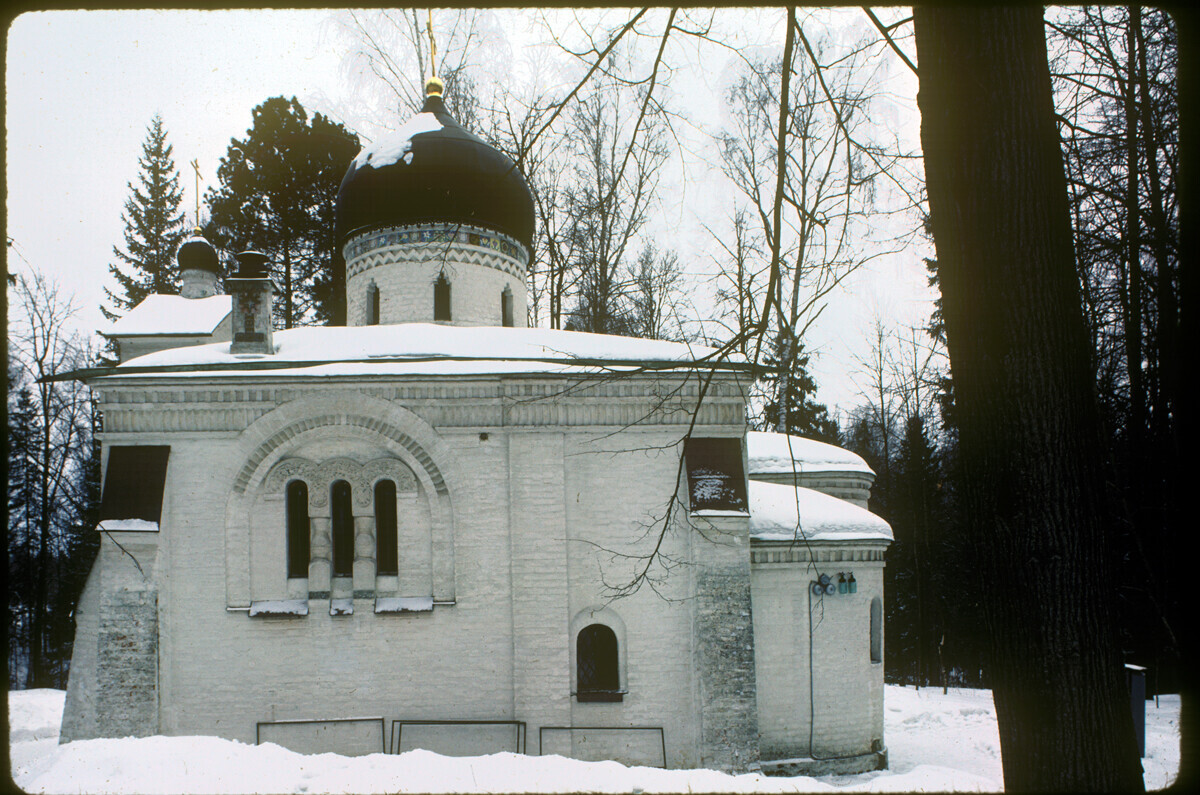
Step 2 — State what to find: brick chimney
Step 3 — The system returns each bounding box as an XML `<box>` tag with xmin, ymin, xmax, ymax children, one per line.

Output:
<box><xmin>228</xmin><ymin>251</ymin><xmax>274</xmax><ymax>355</ymax></box>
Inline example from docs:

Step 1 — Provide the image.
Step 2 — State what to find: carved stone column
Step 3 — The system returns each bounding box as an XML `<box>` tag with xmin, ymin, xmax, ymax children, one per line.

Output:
<box><xmin>353</xmin><ymin>515</ymin><xmax>376</xmax><ymax>594</ymax></box>
<box><xmin>308</xmin><ymin>515</ymin><xmax>332</xmax><ymax>596</ymax></box>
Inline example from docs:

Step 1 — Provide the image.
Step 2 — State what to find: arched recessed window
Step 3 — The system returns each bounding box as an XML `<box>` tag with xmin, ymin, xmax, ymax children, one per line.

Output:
<box><xmin>375</xmin><ymin>480</ymin><xmax>398</xmax><ymax>576</ymax></box>
<box><xmin>501</xmin><ymin>287</ymin><xmax>514</xmax><ymax>327</ymax></box>
<box><xmin>286</xmin><ymin>480</ymin><xmax>310</xmax><ymax>579</ymax></box>
<box><xmin>577</xmin><ymin>624</ymin><xmax>621</xmax><ymax>701</ymax></box>
<box><xmin>870</xmin><ymin>596</ymin><xmax>883</xmax><ymax>664</ymax></box>
<box><xmin>331</xmin><ymin>480</ymin><xmax>354</xmax><ymax>578</ymax></box>
<box><xmin>434</xmin><ymin>274</ymin><xmax>451</xmax><ymax>321</ymax></box>
<box><xmin>367</xmin><ymin>282</ymin><xmax>380</xmax><ymax>325</ymax></box>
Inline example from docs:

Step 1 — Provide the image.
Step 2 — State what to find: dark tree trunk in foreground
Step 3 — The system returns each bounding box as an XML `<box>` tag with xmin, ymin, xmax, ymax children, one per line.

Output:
<box><xmin>1170</xmin><ymin>9</ymin><xmax>1198</xmax><ymax>792</ymax></box>
<box><xmin>914</xmin><ymin>8</ymin><xmax>1144</xmax><ymax>791</ymax></box>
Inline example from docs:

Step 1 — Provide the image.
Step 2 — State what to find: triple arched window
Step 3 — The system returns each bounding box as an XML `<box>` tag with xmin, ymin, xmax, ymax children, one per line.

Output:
<box><xmin>283</xmin><ymin>477</ymin><xmax>402</xmax><ymax>580</ymax></box>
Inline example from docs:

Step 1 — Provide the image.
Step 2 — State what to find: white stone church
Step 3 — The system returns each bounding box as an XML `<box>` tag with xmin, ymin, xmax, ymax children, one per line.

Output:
<box><xmin>60</xmin><ymin>79</ymin><xmax>893</xmax><ymax>775</ymax></box>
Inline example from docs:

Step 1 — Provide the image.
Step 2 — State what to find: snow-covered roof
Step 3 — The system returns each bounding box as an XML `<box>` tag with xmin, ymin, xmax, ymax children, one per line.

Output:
<box><xmin>749</xmin><ymin>480</ymin><xmax>892</xmax><ymax>542</ymax></box>
<box><xmin>103</xmin><ymin>294</ymin><xmax>231</xmax><ymax>337</ymax></box>
<box><xmin>93</xmin><ymin>323</ymin><xmax>742</xmax><ymax>380</ymax></box>
<box><xmin>353</xmin><ymin>113</ymin><xmax>444</xmax><ymax>169</ymax></box>
<box><xmin>746</xmin><ymin>430</ymin><xmax>874</xmax><ymax>476</ymax></box>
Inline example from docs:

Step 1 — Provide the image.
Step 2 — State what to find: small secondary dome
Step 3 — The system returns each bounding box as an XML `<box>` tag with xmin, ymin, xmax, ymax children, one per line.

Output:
<box><xmin>176</xmin><ymin>229</ymin><xmax>220</xmax><ymax>273</ymax></box>
<box><xmin>335</xmin><ymin>86</ymin><xmax>535</xmax><ymax>251</ymax></box>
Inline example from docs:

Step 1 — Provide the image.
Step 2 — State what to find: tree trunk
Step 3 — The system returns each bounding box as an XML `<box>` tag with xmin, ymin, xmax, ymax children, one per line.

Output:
<box><xmin>1167</xmin><ymin>8</ymin><xmax>1197</xmax><ymax>791</ymax></box>
<box><xmin>914</xmin><ymin>8</ymin><xmax>1145</xmax><ymax>791</ymax></box>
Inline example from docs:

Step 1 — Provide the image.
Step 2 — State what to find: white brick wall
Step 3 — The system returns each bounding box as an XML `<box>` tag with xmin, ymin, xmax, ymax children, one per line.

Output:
<box><xmin>65</xmin><ymin>370</ymin><xmax>889</xmax><ymax>774</ymax></box>
<box><xmin>751</xmin><ymin>554</ymin><xmax>887</xmax><ymax>762</ymax></box>
<box><xmin>346</xmin><ymin>244</ymin><xmax>528</xmax><ymax>327</ymax></box>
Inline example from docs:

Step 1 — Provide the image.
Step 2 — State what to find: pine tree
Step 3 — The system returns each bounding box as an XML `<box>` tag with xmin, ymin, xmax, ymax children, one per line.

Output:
<box><xmin>205</xmin><ymin>97</ymin><xmax>359</xmax><ymax>327</ymax></box>
<box><xmin>102</xmin><ymin>114</ymin><xmax>187</xmax><ymax>321</ymax></box>
<box><xmin>758</xmin><ymin>330</ymin><xmax>840</xmax><ymax>444</ymax></box>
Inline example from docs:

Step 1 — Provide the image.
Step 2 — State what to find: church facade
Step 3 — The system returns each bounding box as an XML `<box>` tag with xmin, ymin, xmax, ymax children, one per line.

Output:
<box><xmin>61</xmin><ymin>80</ymin><xmax>893</xmax><ymax>775</ymax></box>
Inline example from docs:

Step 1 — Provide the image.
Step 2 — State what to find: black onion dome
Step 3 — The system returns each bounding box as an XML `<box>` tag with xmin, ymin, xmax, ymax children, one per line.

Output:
<box><xmin>176</xmin><ymin>231</ymin><xmax>220</xmax><ymax>273</ymax></box>
<box><xmin>335</xmin><ymin>93</ymin><xmax>535</xmax><ymax>252</ymax></box>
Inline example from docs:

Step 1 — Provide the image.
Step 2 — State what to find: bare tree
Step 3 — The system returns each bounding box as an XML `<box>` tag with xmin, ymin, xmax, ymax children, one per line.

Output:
<box><xmin>334</xmin><ymin>8</ymin><xmax>502</xmax><ymax>130</ymax></box>
<box><xmin>7</xmin><ymin>270</ymin><xmax>98</xmax><ymax>687</ymax></box>
<box><xmin>562</xmin><ymin>80</ymin><xmax>670</xmax><ymax>336</ymax></box>
<box><xmin>717</xmin><ymin>19</ymin><xmax>906</xmax><ymax>433</ymax></box>
<box><xmin>628</xmin><ymin>242</ymin><xmax>687</xmax><ymax>341</ymax></box>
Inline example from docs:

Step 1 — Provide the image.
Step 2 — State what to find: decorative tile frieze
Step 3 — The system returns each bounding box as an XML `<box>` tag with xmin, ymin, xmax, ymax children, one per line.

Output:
<box><xmin>345</xmin><ymin>223</ymin><xmax>528</xmax><ymax>266</ymax></box>
<box><xmin>749</xmin><ymin>544</ymin><xmax>886</xmax><ymax>565</ymax></box>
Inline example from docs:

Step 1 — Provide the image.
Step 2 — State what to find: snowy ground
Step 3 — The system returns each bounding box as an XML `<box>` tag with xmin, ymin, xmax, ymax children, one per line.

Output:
<box><xmin>8</xmin><ymin>686</ymin><xmax>1179</xmax><ymax>793</ymax></box>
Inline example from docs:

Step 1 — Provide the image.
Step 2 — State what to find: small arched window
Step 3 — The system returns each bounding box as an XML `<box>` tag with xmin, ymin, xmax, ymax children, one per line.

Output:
<box><xmin>375</xmin><ymin>480</ymin><xmax>398</xmax><ymax>576</ymax></box>
<box><xmin>367</xmin><ymin>282</ymin><xmax>380</xmax><ymax>325</ymax></box>
<box><xmin>501</xmin><ymin>287</ymin><xmax>514</xmax><ymax>327</ymax></box>
<box><xmin>331</xmin><ymin>480</ymin><xmax>354</xmax><ymax>578</ymax></box>
<box><xmin>870</xmin><ymin>596</ymin><xmax>883</xmax><ymax>663</ymax></box>
<box><xmin>286</xmin><ymin>480</ymin><xmax>310</xmax><ymax>579</ymax></box>
<box><xmin>434</xmin><ymin>274</ymin><xmax>451</xmax><ymax>321</ymax></box>
<box><xmin>577</xmin><ymin>624</ymin><xmax>621</xmax><ymax>701</ymax></box>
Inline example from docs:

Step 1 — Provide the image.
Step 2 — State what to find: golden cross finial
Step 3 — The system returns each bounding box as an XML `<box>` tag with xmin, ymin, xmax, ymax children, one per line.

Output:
<box><xmin>427</xmin><ymin>9</ymin><xmax>437</xmax><ymax>82</ymax></box>
<box><xmin>190</xmin><ymin>159</ymin><xmax>202</xmax><ymax>228</ymax></box>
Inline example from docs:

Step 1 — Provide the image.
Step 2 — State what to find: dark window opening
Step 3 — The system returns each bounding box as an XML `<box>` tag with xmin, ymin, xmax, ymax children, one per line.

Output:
<box><xmin>375</xmin><ymin>480</ymin><xmax>398</xmax><ymax>576</ymax></box>
<box><xmin>331</xmin><ymin>480</ymin><xmax>354</xmax><ymax>578</ymax></box>
<box><xmin>501</xmin><ymin>288</ymin><xmax>514</xmax><ymax>327</ymax></box>
<box><xmin>684</xmin><ymin>437</ymin><xmax>748</xmax><ymax>512</ymax></box>
<box><xmin>367</xmin><ymin>282</ymin><xmax>380</xmax><ymax>325</ymax></box>
<box><xmin>870</xmin><ymin>597</ymin><xmax>883</xmax><ymax>663</ymax></box>
<box><xmin>286</xmin><ymin>480</ymin><xmax>310</xmax><ymax>578</ymax></box>
<box><xmin>434</xmin><ymin>274</ymin><xmax>451</xmax><ymax>321</ymax></box>
<box><xmin>577</xmin><ymin>624</ymin><xmax>621</xmax><ymax>702</ymax></box>
<box><xmin>100</xmin><ymin>445</ymin><xmax>171</xmax><ymax>523</ymax></box>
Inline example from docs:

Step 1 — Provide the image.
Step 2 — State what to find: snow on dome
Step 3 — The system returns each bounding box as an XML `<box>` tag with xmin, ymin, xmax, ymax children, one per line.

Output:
<box><xmin>102</xmin><ymin>294</ymin><xmax>232</xmax><ymax>337</ymax></box>
<box><xmin>747</xmin><ymin>430</ymin><xmax>874</xmax><ymax>475</ymax></box>
<box><xmin>749</xmin><ymin>480</ymin><xmax>892</xmax><ymax>542</ymax></box>
<box><xmin>105</xmin><ymin>323</ymin><xmax>742</xmax><ymax>378</ymax></box>
<box><xmin>352</xmin><ymin>113</ymin><xmax>444</xmax><ymax>170</ymax></box>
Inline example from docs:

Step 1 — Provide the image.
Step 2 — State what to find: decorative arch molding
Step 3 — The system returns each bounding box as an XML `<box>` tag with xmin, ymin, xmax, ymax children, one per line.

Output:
<box><xmin>230</xmin><ymin>392</ymin><xmax>455</xmax><ymax>498</ymax></box>
<box><xmin>225</xmin><ymin>392</ymin><xmax>458</xmax><ymax>607</ymax></box>
<box><xmin>262</xmin><ymin>457</ymin><xmax>418</xmax><ymax>509</ymax></box>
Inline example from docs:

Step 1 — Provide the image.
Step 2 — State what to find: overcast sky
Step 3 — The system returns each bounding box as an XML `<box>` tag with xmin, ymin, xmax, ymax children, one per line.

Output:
<box><xmin>6</xmin><ymin>8</ymin><xmax>935</xmax><ymax>415</ymax></box>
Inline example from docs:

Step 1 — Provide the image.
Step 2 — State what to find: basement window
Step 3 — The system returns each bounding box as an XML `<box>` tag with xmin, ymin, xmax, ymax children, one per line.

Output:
<box><xmin>577</xmin><ymin>624</ymin><xmax>622</xmax><ymax>702</ymax></box>
<box><xmin>684</xmin><ymin>437</ymin><xmax>748</xmax><ymax>514</ymax></box>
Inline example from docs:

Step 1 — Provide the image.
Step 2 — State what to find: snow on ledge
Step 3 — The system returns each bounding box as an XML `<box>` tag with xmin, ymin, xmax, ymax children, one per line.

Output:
<box><xmin>375</xmin><ymin>596</ymin><xmax>434</xmax><ymax>614</ymax></box>
<box><xmin>248</xmin><ymin>599</ymin><xmax>309</xmax><ymax>617</ymax></box>
<box><xmin>98</xmin><ymin>519</ymin><xmax>159</xmax><ymax>533</ymax></box>
<box><xmin>330</xmin><ymin>598</ymin><xmax>354</xmax><ymax>616</ymax></box>
<box><xmin>691</xmin><ymin>509</ymin><xmax>751</xmax><ymax>517</ymax></box>
<box><xmin>747</xmin><ymin>431</ymin><xmax>874</xmax><ymax>476</ymax></box>
<box><xmin>749</xmin><ymin>481</ymin><xmax>892</xmax><ymax>542</ymax></box>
